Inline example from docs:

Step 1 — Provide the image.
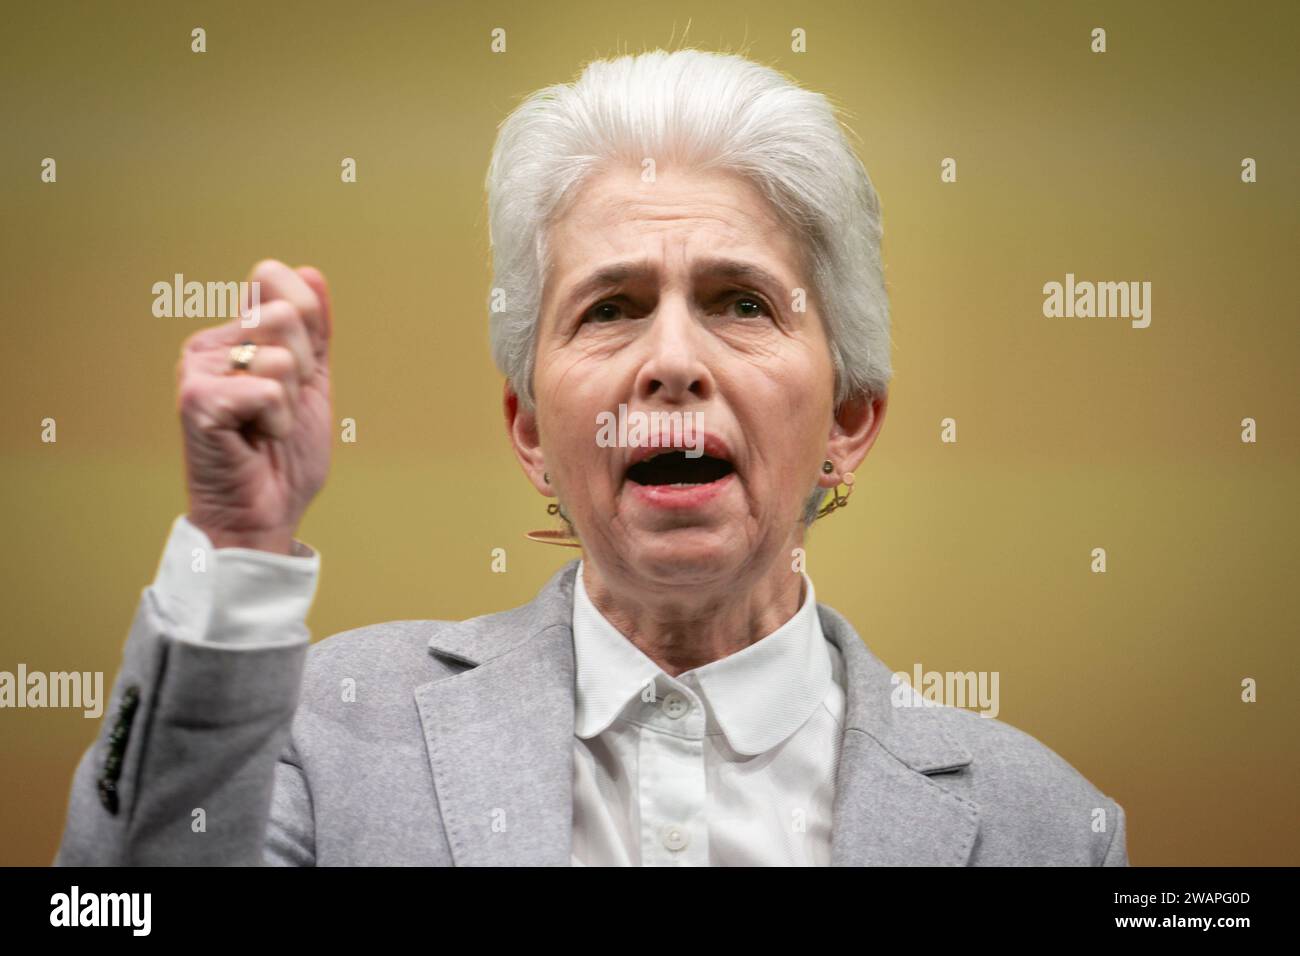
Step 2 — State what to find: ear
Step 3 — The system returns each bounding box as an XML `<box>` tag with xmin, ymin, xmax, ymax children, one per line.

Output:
<box><xmin>820</xmin><ymin>389</ymin><xmax>888</xmax><ymax>487</ymax></box>
<box><xmin>504</xmin><ymin>380</ymin><xmax>553</xmax><ymax>497</ymax></box>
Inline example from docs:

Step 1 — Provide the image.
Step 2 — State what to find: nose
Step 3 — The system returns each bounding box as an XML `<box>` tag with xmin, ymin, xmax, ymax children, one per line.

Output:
<box><xmin>633</xmin><ymin>294</ymin><xmax>715</xmax><ymax>404</ymax></box>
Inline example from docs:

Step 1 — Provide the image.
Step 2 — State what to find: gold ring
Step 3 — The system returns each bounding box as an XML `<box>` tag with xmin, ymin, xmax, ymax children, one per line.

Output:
<box><xmin>228</xmin><ymin>341</ymin><xmax>257</xmax><ymax>372</ymax></box>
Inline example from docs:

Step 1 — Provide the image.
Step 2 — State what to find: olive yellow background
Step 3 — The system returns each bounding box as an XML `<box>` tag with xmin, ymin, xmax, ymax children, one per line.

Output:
<box><xmin>1</xmin><ymin>0</ymin><xmax>1296</xmax><ymax>866</ymax></box>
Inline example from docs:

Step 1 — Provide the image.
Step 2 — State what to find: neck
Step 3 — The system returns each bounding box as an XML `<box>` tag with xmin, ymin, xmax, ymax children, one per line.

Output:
<box><xmin>579</xmin><ymin>553</ymin><xmax>806</xmax><ymax>677</ymax></box>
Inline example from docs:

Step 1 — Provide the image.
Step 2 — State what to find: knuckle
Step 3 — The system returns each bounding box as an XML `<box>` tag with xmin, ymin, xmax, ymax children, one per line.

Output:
<box><xmin>260</xmin><ymin>377</ymin><xmax>288</xmax><ymax>406</ymax></box>
<box><xmin>259</xmin><ymin>299</ymin><xmax>300</xmax><ymax>333</ymax></box>
<box><xmin>257</xmin><ymin>347</ymin><xmax>294</xmax><ymax>380</ymax></box>
<box><xmin>182</xmin><ymin>329</ymin><xmax>210</xmax><ymax>353</ymax></box>
<box><xmin>177</xmin><ymin>379</ymin><xmax>207</xmax><ymax>413</ymax></box>
<box><xmin>250</xmin><ymin>258</ymin><xmax>285</xmax><ymax>282</ymax></box>
<box><xmin>299</xmin><ymin>287</ymin><xmax>322</xmax><ymax>319</ymax></box>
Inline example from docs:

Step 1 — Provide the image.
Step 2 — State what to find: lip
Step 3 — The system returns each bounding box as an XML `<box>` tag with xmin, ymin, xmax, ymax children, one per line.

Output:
<box><xmin>628</xmin><ymin>471</ymin><xmax>737</xmax><ymax>510</ymax></box>
<box><xmin>625</xmin><ymin>431</ymin><xmax>735</xmax><ymax>469</ymax></box>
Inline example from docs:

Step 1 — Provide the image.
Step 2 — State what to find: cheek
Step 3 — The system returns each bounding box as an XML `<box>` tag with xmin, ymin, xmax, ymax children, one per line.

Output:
<box><xmin>540</xmin><ymin>341</ymin><xmax>621</xmax><ymax>408</ymax></box>
<box><xmin>752</xmin><ymin>365</ymin><xmax>830</xmax><ymax>480</ymax></box>
<box><xmin>536</xmin><ymin>396</ymin><xmax>606</xmax><ymax>482</ymax></box>
<box><xmin>760</xmin><ymin>358</ymin><xmax>826</xmax><ymax>426</ymax></box>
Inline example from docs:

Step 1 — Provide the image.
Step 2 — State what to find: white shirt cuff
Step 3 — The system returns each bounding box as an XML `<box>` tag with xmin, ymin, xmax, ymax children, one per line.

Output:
<box><xmin>150</xmin><ymin>515</ymin><xmax>321</xmax><ymax>646</ymax></box>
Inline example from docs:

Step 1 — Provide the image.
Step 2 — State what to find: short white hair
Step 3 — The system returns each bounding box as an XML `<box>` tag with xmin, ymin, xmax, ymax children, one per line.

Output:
<box><xmin>484</xmin><ymin>48</ymin><xmax>892</xmax><ymax>525</ymax></box>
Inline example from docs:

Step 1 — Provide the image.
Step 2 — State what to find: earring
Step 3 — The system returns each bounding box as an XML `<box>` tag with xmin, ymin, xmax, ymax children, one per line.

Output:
<box><xmin>526</xmin><ymin>493</ymin><xmax>582</xmax><ymax>548</ymax></box>
<box><xmin>815</xmin><ymin>465</ymin><xmax>856</xmax><ymax>520</ymax></box>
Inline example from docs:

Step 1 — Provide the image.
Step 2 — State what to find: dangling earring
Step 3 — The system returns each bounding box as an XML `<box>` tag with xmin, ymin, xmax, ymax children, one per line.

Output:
<box><xmin>526</xmin><ymin>471</ymin><xmax>582</xmax><ymax>547</ymax></box>
<box><xmin>815</xmin><ymin>460</ymin><xmax>856</xmax><ymax>520</ymax></box>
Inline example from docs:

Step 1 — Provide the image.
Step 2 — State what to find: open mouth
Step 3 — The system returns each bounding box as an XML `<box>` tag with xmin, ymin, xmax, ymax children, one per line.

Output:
<box><xmin>626</xmin><ymin>450</ymin><xmax>735</xmax><ymax>487</ymax></box>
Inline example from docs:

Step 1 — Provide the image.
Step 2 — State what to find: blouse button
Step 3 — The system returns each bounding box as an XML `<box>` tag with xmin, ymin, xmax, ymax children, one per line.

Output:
<box><xmin>661</xmin><ymin>824</ymin><xmax>690</xmax><ymax>851</ymax></box>
<box><xmin>660</xmin><ymin>691</ymin><xmax>690</xmax><ymax>719</ymax></box>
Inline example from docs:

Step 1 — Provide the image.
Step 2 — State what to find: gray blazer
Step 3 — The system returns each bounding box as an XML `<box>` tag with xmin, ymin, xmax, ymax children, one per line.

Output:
<box><xmin>55</xmin><ymin>560</ymin><xmax>1128</xmax><ymax>866</ymax></box>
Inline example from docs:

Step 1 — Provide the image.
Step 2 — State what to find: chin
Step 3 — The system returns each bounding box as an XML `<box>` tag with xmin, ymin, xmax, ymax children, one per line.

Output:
<box><xmin>623</xmin><ymin>527</ymin><xmax>742</xmax><ymax>584</ymax></box>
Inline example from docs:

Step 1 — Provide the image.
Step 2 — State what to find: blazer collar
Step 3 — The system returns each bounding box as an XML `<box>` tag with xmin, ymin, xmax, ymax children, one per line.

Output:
<box><xmin>417</xmin><ymin>560</ymin><xmax>980</xmax><ymax>866</ymax></box>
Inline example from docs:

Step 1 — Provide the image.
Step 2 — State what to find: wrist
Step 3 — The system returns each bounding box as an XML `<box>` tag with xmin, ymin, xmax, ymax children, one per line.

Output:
<box><xmin>192</xmin><ymin>520</ymin><xmax>298</xmax><ymax>556</ymax></box>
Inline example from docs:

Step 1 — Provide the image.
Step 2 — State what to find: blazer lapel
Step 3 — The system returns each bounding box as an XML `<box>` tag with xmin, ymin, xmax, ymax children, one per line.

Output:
<box><xmin>414</xmin><ymin>562</ymin><xmax>581</xmax><ymax>866</ymax></box>
<box><xmin>411</xmin><ymin>562</ymin><xmax>981</xmax><ymax>867</ymax></box>
<box><xmin>819</xmin><ymin>604</ymin><xmax>982</xmax><ymax>866</ymax></box>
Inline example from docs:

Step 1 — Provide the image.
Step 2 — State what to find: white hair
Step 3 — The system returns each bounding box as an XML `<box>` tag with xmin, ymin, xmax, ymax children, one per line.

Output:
<box><xmin>484</xmin><ymin>48</ymin><xmax>892</xmax><ymax>526</ymax></box>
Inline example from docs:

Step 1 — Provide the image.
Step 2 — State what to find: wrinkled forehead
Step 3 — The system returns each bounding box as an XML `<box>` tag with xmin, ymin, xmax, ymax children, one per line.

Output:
<box><xmin>539</xmin><ymin>164</ymin><xmax>813</xmax><ymax>319</ymax></box>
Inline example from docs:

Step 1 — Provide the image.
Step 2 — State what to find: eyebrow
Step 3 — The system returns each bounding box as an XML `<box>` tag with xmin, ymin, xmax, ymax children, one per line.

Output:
<box><xmin>557</xmin><ymin>257</ymin><xmax>790</xmax><ymax>315</ymax></box>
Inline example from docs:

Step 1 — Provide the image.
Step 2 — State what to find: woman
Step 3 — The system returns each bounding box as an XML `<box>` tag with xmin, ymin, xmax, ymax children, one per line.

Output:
<box><xmin>56</xmin><ymin>49</ymin><xmax>1126</xmax><ymax>866</ymax></box>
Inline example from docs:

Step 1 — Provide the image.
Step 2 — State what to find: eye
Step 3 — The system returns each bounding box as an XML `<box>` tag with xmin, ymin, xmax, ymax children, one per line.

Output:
<box><xmin>583</xmin><ymin>300</ymin><xmax>625</xmax><ymax>323</ymax></box>
<box><xmin>727</xmin><ymin>294</ymin><xmax>771</xmax><ymax>319</ymax></box>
